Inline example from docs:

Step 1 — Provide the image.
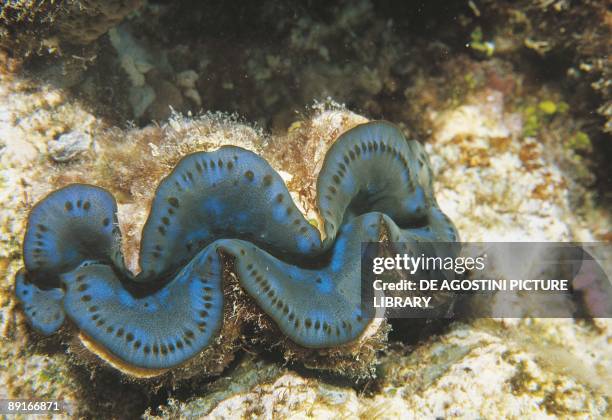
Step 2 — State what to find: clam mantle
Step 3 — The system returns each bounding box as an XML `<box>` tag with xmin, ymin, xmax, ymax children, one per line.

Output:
<box><xmin>15</xmin><ymin>121</ymin><xmax>457</xmax><ymax>378</ymax></box>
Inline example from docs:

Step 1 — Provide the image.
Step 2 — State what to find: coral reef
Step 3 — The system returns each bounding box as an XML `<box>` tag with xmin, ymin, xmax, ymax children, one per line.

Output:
<box><xmin>472</xmin><ymin>0</ymin><xmax>612</xmax><ymax>204</ymax></box>
<box><xmin>4</xmin><ymin>1</ymin><xmax>609</xmax><ymax>172</ymax></box>
<box><xmin>1</xmin><ymin>95</ymin><xmax>610</xmax><ymax>416</ymax></box>
<box><xmin>1</xmin><ymin>1</ymin><xmax>610</xmax><ymax>418</ymax></box>
<box><xmin>6</xmin><ymin>1</ymin><xmax>607</xmax><ymax>198</ymax></box>
<box><xmin>14</xmin><ymin>121</ymin><xmax>457</xmax><ymax>380</ymax></box>
<box><xmin>479</xmin><ymin>0</ymin><xmax>611</xmax><ymax>131</ymax></box>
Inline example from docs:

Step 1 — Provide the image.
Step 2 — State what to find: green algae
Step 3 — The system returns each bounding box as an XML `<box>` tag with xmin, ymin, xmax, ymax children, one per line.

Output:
<box><xmin>566</xmin><ymin>131</ymin><xmax>592</xmax><ymax>152</ymax></box>
<box><xmin>468</xmin><ymin>26</ymin><xmax>495</xmax><ymax>57</ymax></box>
<box><xmin>523</xmin><ymin>100</ymin><xmax>568</xmax><ymax>137</ymax></box>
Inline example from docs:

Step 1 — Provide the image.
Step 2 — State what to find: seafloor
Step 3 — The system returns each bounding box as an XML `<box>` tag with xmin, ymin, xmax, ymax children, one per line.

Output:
<box><xmin>0</xmin><ymin>1</ymin><xmax>610</xmax><ymax>418</ymax></box>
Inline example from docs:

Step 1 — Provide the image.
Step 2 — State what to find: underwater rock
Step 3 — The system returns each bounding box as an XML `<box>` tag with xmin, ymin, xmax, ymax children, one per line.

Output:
<box><xmin>108</xmin><ymin>24</ymin><xmax>187</xmax><ymax>121</ymax></box>
<box><xmin>177</xmin><ymin>70</ymin><xmax>201</xmax><ymax>106</ymax></box>
<box><xmin>128</xmin><ymin>85</ymin><xmax>156</xmax><ymax>119</ymax></box>
<box><xmin>47</xmin><ymin>131</ymin><xmax>93</xmax><ymax>162</ymax></box>
<box><xmin>0</xmin><ymin>0</ymin><xmax>142</xmax><ymax>56</ymax></box>
<box><xmin>427</xmin><ymin>92</ymin><xmax>575</xmax><ymax>241</ymax></box>
<box><xmin>145</xmin><ymin>78</ymin><xmax>184</xmax><ymax>122</ymax></box>
<box><xmin>14</xmin><ymin>120</ymin><xmax>458</xmax><ymax>381</ymax></box>
<box><xmin>108</xmin><ymin>24</ymin><xmax>156</xmax><ymax>88</ymax></box>
<box><xmin>146</xmin><ymin>321</ymin><xmax>611</xmax><ymax>418</ymax></box>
